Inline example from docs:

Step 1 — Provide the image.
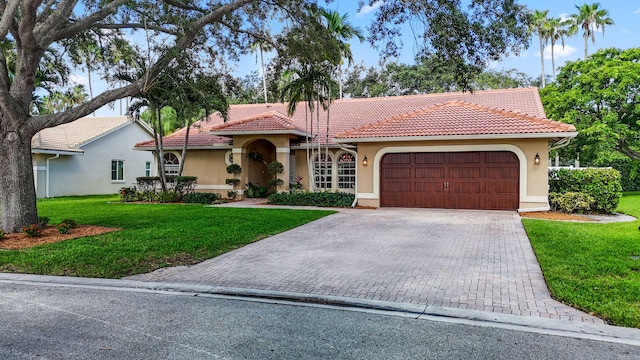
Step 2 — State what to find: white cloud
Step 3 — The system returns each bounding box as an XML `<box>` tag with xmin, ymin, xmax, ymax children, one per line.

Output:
<box><xmin>559</xmin><ymin>13</ymin><xmax>571</xmax><ymax>22</ymax></box>
<box><xmin>357</xmin><ymin>1</ymin><xmax>383</xmax><ymax>18</ymax></box>
<box><xmin>635</xmin><ymin>8</ymin><xmax>640</xmax><ymax>14</ymax></box>
<box><xmin>542</xmin><ymin>44</ymin><xmax>577</xmax><ymax>59</ymax></box>
<box><xmin>69</xmin><ymin>74</ymin><xmax>89</xmax><ymax>86</ymax></box>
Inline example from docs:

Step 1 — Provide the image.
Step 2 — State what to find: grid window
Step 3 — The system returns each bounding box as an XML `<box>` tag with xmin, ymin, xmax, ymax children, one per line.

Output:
<box><xmin>163</xmin><ymin>153</ymin><xmax>180</xmax><ymax>176</ymax></box>
<box><xmin>337</xmin><ymin>153</ymin><xmax>356</xmax><ymax>190</ymax></box>
<box><xmin>145</xmin><ymin>161</ymin><xmax>151</xmax><ymax>177</ymax></box>
<box><xmin>111</xmin><ymin>160</ymin><xmax>124</xmax><ymax>181</ymax></box>
<box><xmin>314</xmin><ymin>153</ymin><xmax>333</xmax><ymax>189</ymax></box>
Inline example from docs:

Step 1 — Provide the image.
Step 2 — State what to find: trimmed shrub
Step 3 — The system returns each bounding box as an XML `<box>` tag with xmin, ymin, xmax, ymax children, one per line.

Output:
<box><xmin>22</xmin><ymin>224</ymin><xmax>43</xmax><ymax>237</ymax></box>
<box><xmin>548</xmin><ymin>168</ymin><xmax>622</xmax><ymax>213</ymax></box>
<box><xmin>38</xmin><ymin>216</ymin><xmax>50</xmax><ymax>227</ymax></box>
<box><xmin>596</xmin><ymin>158</ymin><xmax>640</xmax><ymax>192</ymax></box>
<box><xmin>549</xmin><ymin>192</ymin><xmax>594</xmax><ymax>213</ymax></box>
<box><xmin>60</xmin><ymin>219</ymin><xmax>78</xmax><ymax>229</ymax></box>
<box><xmin>57</xmin><ymin>222</ymin><xmax>72</xmax><ymax>234</ymax></box>
<box><xmin>183</xmin><ymin>192</ymin><xmax>222</xmax><ymax>204</ymax></box>
<box><xmin>268</xmin><ymin>191</ymin><xmax>355</xmax><ymax>207</ymax></box>
<box><xmin>245</xmin><ymin>183</ymin><xmax>269</xmax><ymax>198</ymax></box>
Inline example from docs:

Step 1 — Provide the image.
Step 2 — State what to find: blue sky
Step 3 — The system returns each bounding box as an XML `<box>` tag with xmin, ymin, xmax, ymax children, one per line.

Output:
<box><xmin>330</xmin><ymin>0</ymin><xmax>638</xmax><ymax>78</ymax></box>
<box><xmin>85</xmin><ymin>0</ymin><xmax>638</xmax><ymax>116</ymax></box>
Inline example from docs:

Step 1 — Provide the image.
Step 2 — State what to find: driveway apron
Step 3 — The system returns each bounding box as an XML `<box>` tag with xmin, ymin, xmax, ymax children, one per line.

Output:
<box><xmin>126</xmin><ymin>208</ymin><xmax>602</xmax><ymax>323</ymax></box>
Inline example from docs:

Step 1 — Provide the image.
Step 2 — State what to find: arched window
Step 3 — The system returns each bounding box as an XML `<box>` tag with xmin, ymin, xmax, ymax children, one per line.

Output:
<box><xmin>163</xmin><ymin>153</ymin><xmax>180</xmax><ymax>176</ymax></box>
<box><xmin>337</xmin><ymin>153</ymin><xmax>356</xmax><ymax>190</ymax></box>
<box><xmin>314</xmin><ymin>153</ymin><xmax>332</xmax><ymax>189</ymax></box>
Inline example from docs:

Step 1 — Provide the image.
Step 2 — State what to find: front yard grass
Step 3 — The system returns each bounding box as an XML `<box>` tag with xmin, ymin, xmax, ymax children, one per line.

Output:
<box><xmin>0</xmin><ymin>195</ymin><xmax>334</xmax><ymax>278</ymax></box>
<box><xmin>523</xmin><ymin>194</ymin><xmax>640</xmax><ymax>328</ymax></box>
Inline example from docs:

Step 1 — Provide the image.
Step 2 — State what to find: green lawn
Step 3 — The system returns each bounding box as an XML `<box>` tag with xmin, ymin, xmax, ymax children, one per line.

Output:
<box><xmin>0</xmin><ymin>195</ymin><xmax>333</xmax><ymax>278</ymax></box>
<box><xmin>523</xmin><ymin>194</ymin><xmax>640</xmax><ymax>328</ymax></box>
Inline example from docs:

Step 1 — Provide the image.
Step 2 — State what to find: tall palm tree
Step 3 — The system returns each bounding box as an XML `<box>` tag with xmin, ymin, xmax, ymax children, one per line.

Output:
<box><xmin>280</xmin><ymin>66</ymin><xmax>331</xmax><ymax>191</ymax></box>
<box><xmin>531</xmin><ymin>10</ymin><xmax>549</xmax><ymax>88</ymax></box>
<box><xmin>321</xmin><ymin>9</ymin><xmax>365</xmax><ymax>100</ymax></box>
<box><xmin>544</xmin><ymin>17</ymin><xmax>570</xmax><ymax>78</ymax></box>
<box><xmin>320</xmin><ymin>9</ymin><xmax>364</xmax><ymax>179</ymax></box>
<box><xmin>569</xmin><ymin>3</ymin><xmax>614</xmax><ymax>59</ymax></box>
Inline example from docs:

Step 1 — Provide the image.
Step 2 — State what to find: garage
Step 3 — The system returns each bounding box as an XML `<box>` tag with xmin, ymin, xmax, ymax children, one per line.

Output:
<box><xmin>380</xmin><ymin>151</ymin><xmax>519</xmax><ymax>210</ymax></box>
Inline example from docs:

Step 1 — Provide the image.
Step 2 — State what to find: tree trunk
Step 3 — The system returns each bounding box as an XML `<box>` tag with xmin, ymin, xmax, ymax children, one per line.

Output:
<box><xmin>584</xmin><ymin>35</ymin><xmax>588</xmax><ymax>60</ymax></box>
<box><xmin>304</xmin><ymin>106</ymin><xmax>313</xmax><ymax>191</ymax></box>
<box><xmin>551</xmin><ymin>39</ymin><xmax>556</xmax><ymax>78</ymax></box>
<box><xmin>539</xmin><ymin>34</ymin><xmax>545</xmax><ymax>88</ymax></box>
<box><xmin>178</xmin><ymin>109</ymin><xmax>191</xmax><ymax>177</ymax></box>
<box><xmin>0</xmin><ymin>129</ymin><xmax>39</xmax><ymax>233</ymax></box>
<box><xmin>260</xmin><ymin>44</ymin><xmax>268</xmax><ymax>104</ymax></box>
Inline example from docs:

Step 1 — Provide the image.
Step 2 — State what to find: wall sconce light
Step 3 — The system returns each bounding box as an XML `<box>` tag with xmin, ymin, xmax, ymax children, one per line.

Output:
<box><xmin>534</xmin><ymin>152</ymin><xmax>541</xmax><ymax>165</ymax></box>
<box><xmin>362</xmin><ymin>156</ymin><xmax>368</xmax><ymax>166</ymax></box>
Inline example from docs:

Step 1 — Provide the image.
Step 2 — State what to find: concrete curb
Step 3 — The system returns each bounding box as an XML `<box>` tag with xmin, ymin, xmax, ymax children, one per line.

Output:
<box><xmin>2</xmin><ymin>272</ymin><xmax>640</xmax><ymax>346</ymax></box>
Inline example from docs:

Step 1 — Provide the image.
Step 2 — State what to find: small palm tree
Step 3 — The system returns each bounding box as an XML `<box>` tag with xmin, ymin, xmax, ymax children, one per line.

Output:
<box><xmin>531</xmin><ymin>10</ymin><xmax>550</xmax><ymax>88</ymax></box>
<box><xmin>544</xmin><ymin>17</ymin><xmax>571</xmax><ymax>78</ymax></box>
<box><xmin>569</xmin><ymin>3</ymin><xmax>614</xmax><ymax>59</ymax></box>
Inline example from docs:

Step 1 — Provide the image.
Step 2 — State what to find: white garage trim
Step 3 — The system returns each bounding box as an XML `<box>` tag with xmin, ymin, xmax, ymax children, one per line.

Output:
<box><xmin>368</xmin><ymin>145</ymin><xmax>538</xmax><ymax>204</ymax></box>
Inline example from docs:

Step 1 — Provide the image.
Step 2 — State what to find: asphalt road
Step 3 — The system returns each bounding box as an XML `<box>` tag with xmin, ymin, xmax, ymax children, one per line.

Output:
<box><xmin>1</xmin><ymin>282</ymin><xmax>639</xmax><ymax>360</ymax></box>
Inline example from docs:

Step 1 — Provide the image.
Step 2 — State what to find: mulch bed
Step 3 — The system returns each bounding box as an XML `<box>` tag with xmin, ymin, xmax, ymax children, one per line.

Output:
<box><xmin>519</xmin><ymin>211</ymin><xmax>594</xmax><ymax>222</ymax></box>
<box><xmin>0</xmin><ymin>225</ymin><xmax>120</xmax><ymax>250</ymax></box>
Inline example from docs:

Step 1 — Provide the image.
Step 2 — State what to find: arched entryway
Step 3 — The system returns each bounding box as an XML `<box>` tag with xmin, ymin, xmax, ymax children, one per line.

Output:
<box><xmin>245</xmin><ymin>139</ymin><xmax>276</xmax><ymax>188</ymax></box>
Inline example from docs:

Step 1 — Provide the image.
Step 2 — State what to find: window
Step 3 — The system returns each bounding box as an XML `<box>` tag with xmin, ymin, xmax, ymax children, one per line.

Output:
<box><xmin>163</xmin><ymin>153</ymin><xmax>179</xmax><ymax>176</ymax></box>
<box><xmin>111</xmin><ymin>160</ymin><xmax>124</xmax><ymax>182</ymax></box>
<box><xmin>145</xmin><ymin>161</ymin><xmax>151</xmax><ymax>177</ymax></box>
<box><xmin>225</xmin><ymin>150</ymin><xmax>234</xmax><ymax>165</ymax></box>
<box><xmin>337</xmin><ymin>153</ymin><xmax>356</xmax><ymax>190</ymax></box>
<box><xmin>314</xmin><ymin>153</ymin><xmax>332</xmax><ymax>189</ymax></box>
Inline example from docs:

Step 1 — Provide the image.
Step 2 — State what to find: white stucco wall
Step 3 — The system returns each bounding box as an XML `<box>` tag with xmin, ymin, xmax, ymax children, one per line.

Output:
<box><xmin>44</xmin><ymin>122</ymin><xmax>153</xmax><ymax>197</ymax></box>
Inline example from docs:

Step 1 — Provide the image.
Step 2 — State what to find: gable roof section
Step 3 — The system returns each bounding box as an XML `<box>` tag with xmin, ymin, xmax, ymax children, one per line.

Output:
<box><xmin>208</xmin><ymin>111</ymin><xmax>309</xmax><ymax>137</ymax></box>
<box><xmin>334</xmin><ymin>101</ymin><xmax>576</xmax><ymax>142</ymax></box>
<box><xmin>134</xmin><ymin>121</ymin><xmax>232</xmax><ymax>150</ymax></box>
<box><xmin>32</xmin><ymin>116</ymin><xmax>140</xmax><ymax>154</ymax></box>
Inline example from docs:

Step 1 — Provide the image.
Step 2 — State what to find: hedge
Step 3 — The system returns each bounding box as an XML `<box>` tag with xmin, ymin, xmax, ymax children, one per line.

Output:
<box><xmin>596</xmin><ymin>158</ymin><xmax>640</xmax><ymax>192</ymax></box>
<box><xmin>548</xmin><ymin>168</ymin><xmax>622</xmax><ymax>213</ymax></box>
<box><xmin>268</xmin><ymin>191</ymin><xmax>355</xmax><ymax>207</ymax></box>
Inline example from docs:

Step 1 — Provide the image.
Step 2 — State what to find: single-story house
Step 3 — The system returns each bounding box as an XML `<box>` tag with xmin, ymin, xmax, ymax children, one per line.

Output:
<box><xmin>134</xmin><ymin>88</ymin><xmax>577</xmax><ymax>211</ymax></box>
<box><xmin>32</xmin><ymin>116</ymin><xmax>154</xmax><ymax>198</ymax></box>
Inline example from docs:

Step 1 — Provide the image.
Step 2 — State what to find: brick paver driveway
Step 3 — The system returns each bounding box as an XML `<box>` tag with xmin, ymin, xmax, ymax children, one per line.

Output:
<box><xmin>127</xmin><ymin>208</ymin><xmax>601</xmax><ymax>323</ymax></box>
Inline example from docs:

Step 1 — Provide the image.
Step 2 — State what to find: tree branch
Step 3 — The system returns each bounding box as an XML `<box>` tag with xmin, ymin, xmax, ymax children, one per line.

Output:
<box><xmin>96</xmin><ymin>22</ymin><xmax>181</xmax><ymax>36</ymax></box>
<box><xmin>40</xmin><ymin>0</ymin><xmax>127</xmax><ymax>45</ymax></box>
<box><xmin>0</xmin><ymin>0</ymin><xmax>19</xmax><ymax>40</ymax></box>
<box><xmin>219</xmin><ymin>19</ymin><xmax>275</xmax><ymax>47</ymax></box>
<box><xmin>163</xmin><ymin>0</ymin><xmax>206</xmax><ymax>13</ymax></box>
<box><xmin>33</xmin><ymin>0</ymin><xmax>77</xmax><ymax>43</ymax></box>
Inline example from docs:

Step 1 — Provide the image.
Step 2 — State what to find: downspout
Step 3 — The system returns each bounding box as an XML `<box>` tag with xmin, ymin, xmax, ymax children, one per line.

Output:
<box><xmin>45</xmin><ymin>154</ymin><xmax>60</xmax><ymax>198</ymax></box>
<box><xmin>339</xmin><ymin>144</ymin><xmax>358</xmax><ymax>208</ymax></box>
<box><xmin>548</xmin><ymin>136</ymin><xmax>572</xmax><ymax>152</ymax></box>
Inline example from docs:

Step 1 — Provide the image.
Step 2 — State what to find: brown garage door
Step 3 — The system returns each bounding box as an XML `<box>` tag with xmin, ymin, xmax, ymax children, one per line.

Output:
<box><xmin>380</xmin><ymin>152</ymin><xmax>519</xmax><ymax>210</ymax></box>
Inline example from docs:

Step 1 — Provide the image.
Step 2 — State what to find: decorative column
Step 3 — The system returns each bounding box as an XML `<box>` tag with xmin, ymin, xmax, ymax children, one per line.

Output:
<box><xmin>276</xmin><ymin>147</ymin><xmax>290</xmax><ymax>192</ymax></box>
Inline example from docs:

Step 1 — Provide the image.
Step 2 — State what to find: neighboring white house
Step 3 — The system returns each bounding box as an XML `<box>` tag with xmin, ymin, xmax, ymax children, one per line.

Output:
<box><xmin>31</xmin><ymin>116</ymin><xmax>154</xmax><ymax>198</ymax></box>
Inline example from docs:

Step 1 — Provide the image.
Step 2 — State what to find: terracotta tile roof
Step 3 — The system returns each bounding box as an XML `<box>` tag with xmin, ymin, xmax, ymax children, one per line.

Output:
<box><xmin>32</xmin><ymin>116</ymin><xmax>137</xmax><ymax>153</ymax></box>
<box><xmin>208</xmin><ymin>111</ymin><xmax>308</xmax><ymax>135</ymax></box>
<box><xmin>335</xmin><ymin>100</ymin><xmax>576</xmax><ymax>139</ymax></box>
<box><xmin>134</xmin><ymin>123</ymin><xmax>232</xmax><ymax>149</ymax></box>
<box><xmin>135</xmin><ymin>88</ymin><xmax>571</xmax><ymax>148</ymax></box>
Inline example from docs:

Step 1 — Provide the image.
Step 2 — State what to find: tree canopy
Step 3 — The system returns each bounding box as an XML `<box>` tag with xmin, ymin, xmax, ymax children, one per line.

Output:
<box><xmin>365</xmin><ymin>0</ymin><xmax>531</xmax><ymax>91</ymax></box>
<box><xmin>540</xmin><ymin>48</ymin><xmax>640</xmax><ymax>165</ymax></box>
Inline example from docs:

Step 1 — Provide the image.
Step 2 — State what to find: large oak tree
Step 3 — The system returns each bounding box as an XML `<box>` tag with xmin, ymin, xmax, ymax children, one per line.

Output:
<box><xmin>0</xmin><ymin>0</ymin><xmax>315</xmax><ymax>232</ymax></box>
